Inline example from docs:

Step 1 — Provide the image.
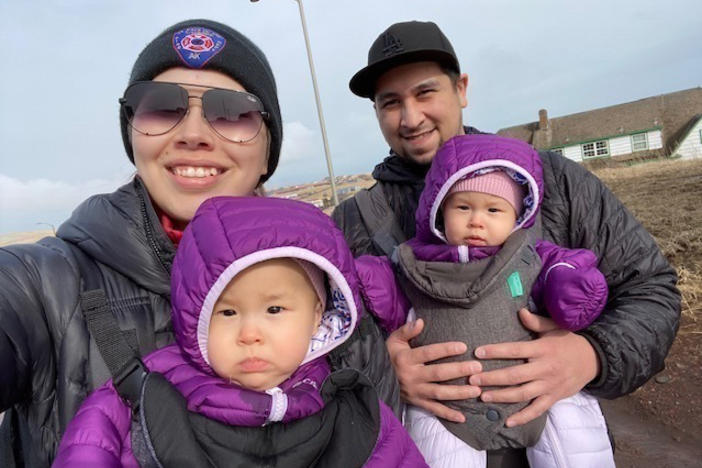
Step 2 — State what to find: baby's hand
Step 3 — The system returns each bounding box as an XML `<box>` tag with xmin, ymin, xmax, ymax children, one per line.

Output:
<box><xmin>542</xmin><ymin>264</ymin><xmax>608</xmax><ymax>331</ymax></box>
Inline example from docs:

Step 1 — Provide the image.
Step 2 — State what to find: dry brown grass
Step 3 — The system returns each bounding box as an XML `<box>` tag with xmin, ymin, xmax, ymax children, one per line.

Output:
<box><xmin>593</xmin><ymin>158</ymin><xmax>702</xmax><ymax>333</ymax></box>
<box><xmin>593</xmin><ymin>159</ymin><xmax>702</xmax><ymax>445</ymax></box>
<box><xmin>0</xmin><ymin>230</ymin><xmax>54</xmax><ymax>248</ymax></box>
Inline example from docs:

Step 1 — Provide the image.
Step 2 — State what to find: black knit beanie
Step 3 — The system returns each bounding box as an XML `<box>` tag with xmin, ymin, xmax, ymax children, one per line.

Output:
<box><xmin>120</xmin><ymin>19</ymin><xmax>282</xmax><ymax>183</ymax></box>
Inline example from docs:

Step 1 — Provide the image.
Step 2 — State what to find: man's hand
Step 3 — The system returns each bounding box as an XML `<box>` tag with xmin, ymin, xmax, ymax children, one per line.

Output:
<box><xmin>386</xmin><ymin>318</ymin><xmax>482</xmax><ymax>423</ymax></box>
<box><xmin>469</xmin><ymin>308</ymin><xmax>600</xmax><ymax>427</ymax></box>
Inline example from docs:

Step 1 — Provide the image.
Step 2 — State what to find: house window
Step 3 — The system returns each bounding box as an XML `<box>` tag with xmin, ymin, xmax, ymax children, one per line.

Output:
<box><xmin>582</xmin><ymin>140</ymin><xmax>609</xmax><ymax>158</ymax></box>
<box><xmin>631</xmin><ymin>133</ymin><xmax>648</xmax><ymax>151</ymax></box>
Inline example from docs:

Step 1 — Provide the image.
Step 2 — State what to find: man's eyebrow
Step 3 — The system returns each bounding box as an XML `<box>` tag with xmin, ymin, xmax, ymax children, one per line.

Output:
<box><xmin>375</xmin><ymin>77</ymin><xmax>443</xmax><ymax>102</ymax></box>
<box><xmin>413</xmin><ymin>78</ymin><xmax>441</xmax><ymax>91</ymax></box>
<box><xmin>375</xmin><ymin>90</ymin><xmax>399</xmax><ymax>102</ymax></box>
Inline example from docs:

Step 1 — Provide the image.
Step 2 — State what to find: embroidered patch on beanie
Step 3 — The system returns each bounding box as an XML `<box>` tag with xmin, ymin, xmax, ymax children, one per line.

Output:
<box><xmin>172</xmin><ymin>26</ymin><xmax>226</xmax><ymax>68</ymax></box>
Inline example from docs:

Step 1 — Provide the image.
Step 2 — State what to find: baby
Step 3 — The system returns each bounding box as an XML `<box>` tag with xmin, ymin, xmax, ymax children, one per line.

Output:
<box><xmin>365</xmin><ymin>134</ymin><xmax>616</xmax><ymax>467</ymax></box>
<box><xmin>54</xmin><ymin>196</ymin><xmax>426</xmax><ymax>468</ymax></box>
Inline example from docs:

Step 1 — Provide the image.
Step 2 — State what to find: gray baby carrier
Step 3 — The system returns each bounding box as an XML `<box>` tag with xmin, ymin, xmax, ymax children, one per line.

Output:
<box><xmin>396</xmin><ymin>228</ymin><xmax>548</xmax><ymax>450</ymax></box>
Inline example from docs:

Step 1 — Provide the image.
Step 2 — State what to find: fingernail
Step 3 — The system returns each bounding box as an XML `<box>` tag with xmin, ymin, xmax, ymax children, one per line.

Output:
<box><xmin>505</xmin><ymin>419</ymin><xmax>515</xmax><ymax>427</ymax></box>
<box><xmin>470</xmin><ymin>376</ymin><xmax>481</xmax><ymax>386</ymax></box>
<box><xmin>408</xmin><ymin>320</ymin><xmax>416</xmax><ymax>330</ymax></box>
<box><xmin>475</xmin><ymin>348</ymin><xmax>485</xmax><ymax>358</ymax></box>
<box><xmin>481</xmin><ymin>393</ymin><xmax>492</xmax><ymax>402</ymax></box>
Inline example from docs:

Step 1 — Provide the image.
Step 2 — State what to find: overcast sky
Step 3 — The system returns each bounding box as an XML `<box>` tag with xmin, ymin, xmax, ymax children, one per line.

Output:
<box><xmin>1</xmin><ymin>0</ymin><xmax>700</xmax><ymax>234</ymax></box>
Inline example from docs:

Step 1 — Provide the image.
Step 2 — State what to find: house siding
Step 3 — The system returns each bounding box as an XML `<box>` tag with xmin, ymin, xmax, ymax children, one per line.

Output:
<box><xmin>563</xmin><ymin>145</ymin><xmax>582</xmax><ymax>162</ymax></box>
<box><xmin>674</xmin><ymin>121</ymin><xmax>702</xmax><ymax>159</ymax></box>
<box><xmin>648</xmin><ymin>130</ymin><xmax>663</xmax><ymax>150</ymax></box>
<box><xmin>555</xmin><ymin>128</ymin><xmax>665</xmax><ymax>162</ymax></box>
<box><xmin>610</xmin><ymin>136</ymin><xmax>632</xmax><ymax>156</ymax></box>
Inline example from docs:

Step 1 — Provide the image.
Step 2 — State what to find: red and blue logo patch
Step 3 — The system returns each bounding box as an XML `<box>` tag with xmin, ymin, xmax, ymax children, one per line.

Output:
<box><xmin>173</xmin><ymin>27</ymin><xmax>226</xmax><ymax>68</ymax></box>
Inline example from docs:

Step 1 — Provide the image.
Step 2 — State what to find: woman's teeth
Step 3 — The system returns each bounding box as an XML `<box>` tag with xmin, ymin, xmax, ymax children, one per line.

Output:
<box><xmin>172</xmin><ymin>166</ymin><xmax>221</xmax><ymax>178</ymax></box>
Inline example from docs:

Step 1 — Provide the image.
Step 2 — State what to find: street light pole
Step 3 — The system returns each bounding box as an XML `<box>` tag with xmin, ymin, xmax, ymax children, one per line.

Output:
<box><xmin>251</xmin><ymin>0</ymin><xmax>339</xmax><ymax>206</ymax></box>
<box><xmin>294</xmin><ymin>0</ymin><xmax>339</xmax><ymax>206</ymax></box>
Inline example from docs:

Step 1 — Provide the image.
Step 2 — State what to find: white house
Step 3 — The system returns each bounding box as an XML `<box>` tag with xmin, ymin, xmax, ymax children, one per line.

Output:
<box><xmin>498</xmin><ymin>87</ymin><xmax>702</xmax><ymax>162</ymax></box>
<box><xmin>669</xmin><ymin>114</ymin><xmax>702</xmax><ymax>160</ymax></box>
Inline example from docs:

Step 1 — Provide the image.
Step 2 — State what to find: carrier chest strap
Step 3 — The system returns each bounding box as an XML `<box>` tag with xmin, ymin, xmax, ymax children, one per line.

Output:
<box><xmin>71</xmin><ymin>245</ymin><xmax>147</xmax><ymax>408</ymax></box>
<box><xmin>354</xmin><ymin>184</ymin><xmax>406</xmax><ymax>258</ymax></box>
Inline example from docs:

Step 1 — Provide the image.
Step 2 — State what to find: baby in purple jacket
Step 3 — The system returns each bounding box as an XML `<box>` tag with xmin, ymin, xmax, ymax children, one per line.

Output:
<box><xmin>361</xmin><ymin>134</ymin><xmax>616</xmax><ymax>467</ymax></box>
<box><xmin>53</xmin><ymin>196</ymin><xmax>426</xmax><ymax>468</ymax></box>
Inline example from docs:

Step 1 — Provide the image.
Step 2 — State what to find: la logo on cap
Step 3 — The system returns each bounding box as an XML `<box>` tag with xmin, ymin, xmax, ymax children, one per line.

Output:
<box><xmin>381</xmin><ymin>32</ymin><xmax>404</xmax><ymax>56</ymax></box>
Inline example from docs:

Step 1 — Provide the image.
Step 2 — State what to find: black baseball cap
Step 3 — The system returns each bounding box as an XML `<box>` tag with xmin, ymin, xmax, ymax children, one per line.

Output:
<box><xmin>349</xmin><ymin>21</ymin><xmax>459</xmax><ymax>99</ymax></box>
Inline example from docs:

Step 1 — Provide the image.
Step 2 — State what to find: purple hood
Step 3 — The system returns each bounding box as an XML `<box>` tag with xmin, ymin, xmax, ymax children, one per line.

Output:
<box><xmin>54</xmin><ymin>196</ymin><xmax>429</xmax><ymax>467</ymax></box>
<box><xmin>171</xmin><ymin>196</ymin><xmax>362</xmax><ymax>378</ymax></box>
<box><xmin>409</xmin><ymin>134</ymin><xmax>544</xmax><ymax>262</ymax></box>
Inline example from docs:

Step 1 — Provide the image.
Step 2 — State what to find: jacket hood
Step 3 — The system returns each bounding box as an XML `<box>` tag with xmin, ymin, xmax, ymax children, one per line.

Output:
<box><xmin>372</xmin><ymin>152</ymin><xmax>431</xmax><ymax>185</ymax></box>
<box><xmin>411</xmin><ymin>134</ymin><xmax>543</xmax><ymax>261</ymax></box>
<box><xmin>56</xmin><ymin>177</ymin><xmax>174</xmax><ymax>295</ymax></box>
<box><xmin>170</xmin><ymin>196</ymin><xmax>362</xmax><ymax>375</ymax></box>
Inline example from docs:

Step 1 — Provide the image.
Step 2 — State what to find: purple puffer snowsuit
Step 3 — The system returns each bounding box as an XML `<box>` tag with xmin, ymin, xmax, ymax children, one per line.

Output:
<box><xmin>360</xmin><ymin>134</ymin><xmax>609</xmax><ymax>335</ymax></box>
<box><xmin>53</xmin><ymin>196</ymin><xmax>427</xmax><ymax>468</ymax></box>
<box><xmin>406</xmin><ymin>133</ymin><xmax>609</xmax><ymax>331</ymax></box>
<box><xmin>354</xmin><ymin>135</ymin><xmax>612</xmax><ymax>463</ymax></box>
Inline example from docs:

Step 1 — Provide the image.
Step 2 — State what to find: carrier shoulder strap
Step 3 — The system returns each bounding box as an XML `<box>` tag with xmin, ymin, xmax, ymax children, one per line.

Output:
<box><xmin>354</xmin><ymin>183</ymin><xmax>407</xmax><ymax>258</ymax></box>
<box><xmin>70</xmin><ymin>244</ymin><xmax>147</xmax><ymax>408</ymax></box>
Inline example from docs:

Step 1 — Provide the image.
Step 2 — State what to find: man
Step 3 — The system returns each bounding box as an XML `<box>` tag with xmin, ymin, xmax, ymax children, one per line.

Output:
<box><xmin>332</xmin><ymin>20</ymin><xmax>680</xmax><ymax>466</ymax></box>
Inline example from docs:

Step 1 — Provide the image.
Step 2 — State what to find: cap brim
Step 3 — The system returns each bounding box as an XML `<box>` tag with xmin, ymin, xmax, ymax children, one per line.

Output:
<box><xmin>349</xmin><ymin>49</ymin><xmax>459</xmax><ymax>99</ymax></box>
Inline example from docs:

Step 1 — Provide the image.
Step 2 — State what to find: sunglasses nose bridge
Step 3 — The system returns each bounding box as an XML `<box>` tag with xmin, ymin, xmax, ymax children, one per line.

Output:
<box><xmin>180</xmin><ymin>95</ymin><xmax>207</xmax><ymax>124</ymax></box>
<box><xmin>170</xmin><ymin>96</ymin><xmax>218</xmax><ymax>147</ymax></box>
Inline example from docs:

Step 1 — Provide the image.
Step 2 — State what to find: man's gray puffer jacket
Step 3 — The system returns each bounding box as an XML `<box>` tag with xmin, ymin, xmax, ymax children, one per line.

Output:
<box><xmin>332</xmin><ymin>142</ymin><xmax>681</xmax><ymax>401</ymax></box>
<box><xmin>0</xmin><ymin>177</ymin><xmax>398</xmax><ymax>467</ymax></box>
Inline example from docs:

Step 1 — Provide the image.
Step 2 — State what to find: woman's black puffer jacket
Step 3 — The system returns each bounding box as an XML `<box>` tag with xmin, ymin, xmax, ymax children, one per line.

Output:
<box><xmin>0</xmin><ymin>178</ymin><xmax>175</xmax><ymax>467</ymax></box>
<box><xmin>0</xmin><ymin>176</ymin><xmax>400</xmax><ymax>467</ymax></box>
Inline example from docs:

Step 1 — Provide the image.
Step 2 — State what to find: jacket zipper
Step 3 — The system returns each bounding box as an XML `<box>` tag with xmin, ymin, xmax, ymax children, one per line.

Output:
<box><xmin>136</xmin><ymin>182</ymin><xmax>171</xmax><ymax>276</ymax></box>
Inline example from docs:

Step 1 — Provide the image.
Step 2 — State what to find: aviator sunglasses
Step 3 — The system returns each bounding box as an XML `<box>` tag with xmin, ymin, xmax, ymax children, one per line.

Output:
<box><xmin>120</xmin><ymin>81</ymin><xmax>269</xmax><ymax>143</ymax></box>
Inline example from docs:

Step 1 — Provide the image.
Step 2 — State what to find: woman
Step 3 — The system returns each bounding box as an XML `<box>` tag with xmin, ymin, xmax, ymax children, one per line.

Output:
<box><xmin>0</xmin><ymin>19</ymin><xmax>285</xmax><ymax>467</ymax></box>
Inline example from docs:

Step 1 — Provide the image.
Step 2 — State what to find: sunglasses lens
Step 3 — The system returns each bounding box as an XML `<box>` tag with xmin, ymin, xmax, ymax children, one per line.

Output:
<box><xmin>202</xmin><ymin>89</ymin><xmax>265</xmax><ymax>142</ymax></box>
<box><xmin>123</xmin><ymin>83</ymin><xmax>187</xmax><ymax>135</ymax></box>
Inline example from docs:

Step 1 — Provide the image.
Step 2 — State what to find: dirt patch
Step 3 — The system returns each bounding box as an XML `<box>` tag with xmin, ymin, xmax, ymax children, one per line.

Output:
<box><xmin>593</xmin><ymin>158</ymin><xmax>702</xmax><ymax>466</ymax></box>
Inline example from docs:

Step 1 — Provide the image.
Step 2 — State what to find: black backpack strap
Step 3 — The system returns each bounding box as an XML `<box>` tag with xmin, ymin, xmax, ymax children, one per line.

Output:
<box><xmin>354</xmin><ymin>184</ymin><xmax>406</xmax><ymax>257</ymax></box>
<box><xmin>70</xmin><ymin>245</ymin><xmax>147</xmax><ymax>409</ymax></box>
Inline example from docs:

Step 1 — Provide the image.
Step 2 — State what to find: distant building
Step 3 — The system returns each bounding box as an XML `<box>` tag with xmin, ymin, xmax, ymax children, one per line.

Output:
<box><xmin>498</xmin><ymin>87</ymin><xmax>702</xmax><ymax>162</ymax></box>
<box><xmin>277</xmin><ymin>192</ymin><xmax>300</xmax><ymax>200</ymax></box>
<box><xmin>337</xmin><ymin>186</ymin><xmax>359</xmax><ymax>196</ymax></box>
